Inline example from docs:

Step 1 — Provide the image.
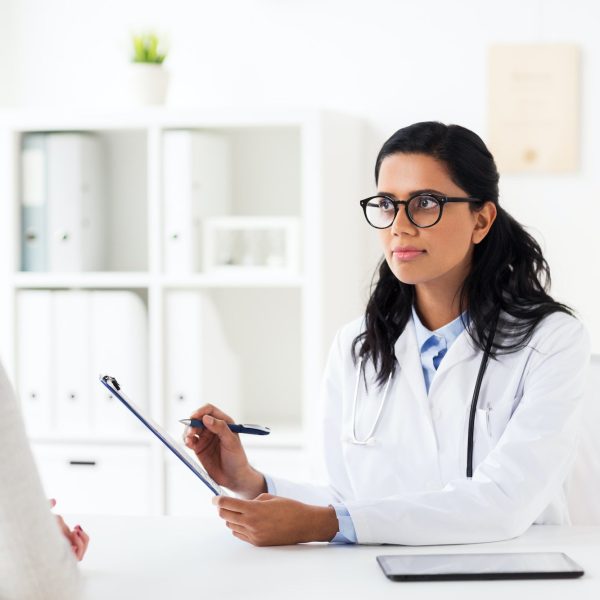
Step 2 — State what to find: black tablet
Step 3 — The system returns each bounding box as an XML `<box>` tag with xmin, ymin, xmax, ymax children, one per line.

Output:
<box><xmin>377</xmin><ymin>552</ymin><xmax>584</xmax><ymax>581</ymax></box>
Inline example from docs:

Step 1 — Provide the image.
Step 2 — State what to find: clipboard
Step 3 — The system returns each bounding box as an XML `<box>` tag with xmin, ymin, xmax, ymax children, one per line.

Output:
<box><xmin>99</xmin><ymin>374</ymin><xmax>226</xmax><ymax>496</ymax></box>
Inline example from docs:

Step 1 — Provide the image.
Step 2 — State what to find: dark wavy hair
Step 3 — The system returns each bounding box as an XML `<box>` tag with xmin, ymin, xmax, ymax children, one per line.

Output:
<box><xmin>352</xmin><ymin>121</ymin><xmax>574</xmax><ymax>388</ymax></box>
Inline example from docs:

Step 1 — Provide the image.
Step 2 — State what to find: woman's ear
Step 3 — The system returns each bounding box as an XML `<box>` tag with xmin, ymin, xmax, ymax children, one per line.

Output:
<box><xmin>472</xmin><ymin>201</ymin><xmax>497</xmax><ymax>244</ymax></box>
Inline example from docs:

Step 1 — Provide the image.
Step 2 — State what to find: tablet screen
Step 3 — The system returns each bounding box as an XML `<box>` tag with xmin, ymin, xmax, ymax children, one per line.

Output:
<box><xmin>377</xmin><ymin>552</ymin><xmax>584</xmax><ymax>581</ymax></box>
<box><xmin>99</xmin><ymin>374</ymin><xmax>225</xmax><ymax>496</ymax></box>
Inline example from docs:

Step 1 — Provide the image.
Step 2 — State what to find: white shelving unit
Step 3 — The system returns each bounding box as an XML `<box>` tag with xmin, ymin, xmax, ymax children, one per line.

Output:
<box><xmin>0</xmin><ymin>107</ymin><xmax>365</xmax><ymax>516</ymax></box>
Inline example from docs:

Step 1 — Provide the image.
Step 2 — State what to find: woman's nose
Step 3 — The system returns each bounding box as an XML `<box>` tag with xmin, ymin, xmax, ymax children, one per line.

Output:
<box><xmin>390</xmin><ymin>203</ymin><xmax>417</xmax><ymax>235</ymax></box>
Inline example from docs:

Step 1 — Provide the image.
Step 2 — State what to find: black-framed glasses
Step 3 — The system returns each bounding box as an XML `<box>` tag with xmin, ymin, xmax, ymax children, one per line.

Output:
<box><xmin>359</xmin><ymin>193</ymin><xmax>484</xmax><ymax>229</ymax></box>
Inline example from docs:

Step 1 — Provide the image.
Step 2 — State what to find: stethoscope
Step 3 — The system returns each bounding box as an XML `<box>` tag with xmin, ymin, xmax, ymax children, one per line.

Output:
<box><xmin>349</xmin><ymin>317</ymin><xmax>498</xmax><ymax>479</ymax></box>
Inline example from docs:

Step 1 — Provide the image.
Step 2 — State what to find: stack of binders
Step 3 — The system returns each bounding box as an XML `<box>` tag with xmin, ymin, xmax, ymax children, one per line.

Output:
<box><xmin>20</xmin><ymin>132</ymin><xmax>105</xmax><ymax>272</ymax></box>
<box><xmin>16</xmin><ymin>290</ymin><xmax>148</xmax><ymax>437</ymax></box>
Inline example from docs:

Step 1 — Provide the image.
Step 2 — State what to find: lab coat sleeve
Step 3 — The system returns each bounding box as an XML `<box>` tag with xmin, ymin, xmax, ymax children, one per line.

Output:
<box><xmin>344</xmin><ymin>314</ymin><xmax>591</xmax><ymax>545</ymax></box>
<box><xmin>264</xmin><ymin>327</ymin><xmax>355</xmax><ymax>507</ymax></box>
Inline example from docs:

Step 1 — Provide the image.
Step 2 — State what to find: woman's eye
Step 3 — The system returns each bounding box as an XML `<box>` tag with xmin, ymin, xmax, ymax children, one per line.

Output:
<box><xmin>379</xmin><ymin>199</ymin><xmax>394</xmax><ymax>211</ymax></box>
<box><xmin>416</xmin><ymin>196</ymin><xmax>436</xmax><ymax>209</ymax></box>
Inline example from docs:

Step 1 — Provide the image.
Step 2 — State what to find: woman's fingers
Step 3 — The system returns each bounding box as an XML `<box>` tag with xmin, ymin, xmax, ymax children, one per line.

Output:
<box><xmin>226</xmin><ymin>521</ymin><xmax>249</xmax><ymax>535</ymax></box>
<box><xmin>190</xmin><ymin>403</ymin><xmax>235</xmax><ymax>424</ymax></box>
<box><xmin>199</xmin><ymin>415</ymin><xmax>238</xmax><ymax>446</ymax></box>
<box><xmin>212</xmin><ymin>495</ymin><xmax>249</xmax><ymax>512</ymax></box>
<box><xmin>218</xmin><ymin>507</ymin><xmax>246</xmax><ymax>525</ymax></box>
<box><xmin>232</xmin><ymin>530</ymin><xmax>251</xmax><ymax>543</ymax></box>
<box><xmin>73</xmin><ymin>527</ymin><xmax>89</xmax><ymax>561</ymax></box>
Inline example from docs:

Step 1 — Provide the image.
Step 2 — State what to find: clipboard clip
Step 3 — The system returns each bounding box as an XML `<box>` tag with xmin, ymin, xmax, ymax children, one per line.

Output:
<box><xmin>102</xmin><ymin>374</ymin><xmax>121</xmax><ymax>391</ymax></box>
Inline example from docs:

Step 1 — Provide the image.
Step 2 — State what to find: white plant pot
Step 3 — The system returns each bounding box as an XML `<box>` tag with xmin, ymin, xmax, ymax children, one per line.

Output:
<box><xmin>128</xmin><ymin>63</ymin><xmax>169</xmax><ymax>106</ymax></box>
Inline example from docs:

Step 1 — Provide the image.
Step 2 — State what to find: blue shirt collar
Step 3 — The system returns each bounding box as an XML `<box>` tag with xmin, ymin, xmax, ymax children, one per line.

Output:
<box><xmin>411</xmin><ymin>304</ymin><xmax>468</xmax><ymax>352</ymax></box>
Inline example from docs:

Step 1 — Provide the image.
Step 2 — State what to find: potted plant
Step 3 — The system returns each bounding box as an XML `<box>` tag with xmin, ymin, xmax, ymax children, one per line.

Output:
<box><xmin>128</xmin><ymin>32</ymin><xmax>169</xmax><ymax>105</ymax></box>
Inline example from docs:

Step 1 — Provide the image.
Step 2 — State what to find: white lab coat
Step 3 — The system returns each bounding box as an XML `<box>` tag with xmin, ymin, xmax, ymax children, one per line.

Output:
<box><xmin>269</xmin><ymin>310</ymin><xmax>591</xmax><ymax>545</ymax></box>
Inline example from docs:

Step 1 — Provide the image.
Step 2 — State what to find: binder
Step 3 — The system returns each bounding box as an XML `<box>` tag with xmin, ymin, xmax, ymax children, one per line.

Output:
<box><xmin>90</xmin><ymin>291</ymin><xmax>148</xmax><ymax>435</ymax></box>
<box><xmin>16</xmin><ymin>291</ymin><xmax>54</xmax><ymax>435</ymax></box>
<box><xmin>162</xmin><ymin>131</ymin><xmax>231</xmax><ymax>273</ymax></box>
<box><xmin>46</xmin><ymin>133</ymin><xmax>105</xmax><ymax>271</ymax></box>
<box><xmin>164</xmin><ymin>291</ymin><xmax>241</xmax><ymax>436</ymax></box>
<box><xmin>54</xmin><ymin>291</ymin><xmax>92</xmax><ymax>433</ymax></box>
<box><xmin>21</xmin><ymin>134</ymin><xmax>48</xmax><ymax>271</ymax></box>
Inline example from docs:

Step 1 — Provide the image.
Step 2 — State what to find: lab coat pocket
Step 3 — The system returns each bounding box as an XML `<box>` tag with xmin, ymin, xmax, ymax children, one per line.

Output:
<box><xmin>476</xmin><ymin>407</ymin><xmax>494</xmax><ymax>439</ymax></box>
<box><xmin>475</xmin><ymin>401</ymin><xmax>514</xmax><ymax>444</ymax></box>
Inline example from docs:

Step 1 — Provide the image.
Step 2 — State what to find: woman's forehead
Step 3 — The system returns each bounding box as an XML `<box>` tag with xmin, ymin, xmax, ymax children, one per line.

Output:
<box><xmin>378</xmin><ymin>153</ymin><xmax>463</xmax><ymax>196</ymax></box>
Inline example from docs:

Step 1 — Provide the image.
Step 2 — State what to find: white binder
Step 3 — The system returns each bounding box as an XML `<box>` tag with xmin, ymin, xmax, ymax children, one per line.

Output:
<box><xmin>165</xmin><ymin>291</ymin><xmax>241</xmax><ymax>436</ymax></box>
<box><xmin>46</xmin><ymin>133</ymin><xmax>105</xmax><ymax>272</ymax></box>
<box><xmin>16</xmin><ymin>291</ymin><xmax>54</xmax><ymax>435</ymax></box>
<box><xmin>90</xmin><ymin>291</ymin><xmax>148</xmax><ymax>435</ymax></box>
<box><xmin>162</xmin><ymin>131</ymin><xmax>231</xmax><ymax>273</ymax></box>
<box><xmin>21</xmin><ymin>134</ymin><xmax>48</xmax><ymax>272</ymax></box>
<box><xmin>54</xmin><ymin>291</ymin><xmax>92</xmax><ymax>433</ymax></box>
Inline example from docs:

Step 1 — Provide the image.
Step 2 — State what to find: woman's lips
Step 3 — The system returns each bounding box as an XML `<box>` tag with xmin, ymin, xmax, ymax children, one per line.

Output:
<box><xmin>392</xmin><ymin>249</ymin><xmax>426</xmax><ymax>261</ymax></box>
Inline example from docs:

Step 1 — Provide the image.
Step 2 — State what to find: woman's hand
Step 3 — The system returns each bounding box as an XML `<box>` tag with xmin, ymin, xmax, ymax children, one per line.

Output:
<box><xmin>184</xmin><ymin>404</ymin><xmax>266</xmax><ymax>498</ymax></box>
<box><xmin>212</xmin><ymin>493</ymin><xmax>339</xmax><ymax>546</ymax></box>
<box><xmin>50</xmin><ymin>499</ymin><xmax>89</xmax><ymax>561</ymax></box>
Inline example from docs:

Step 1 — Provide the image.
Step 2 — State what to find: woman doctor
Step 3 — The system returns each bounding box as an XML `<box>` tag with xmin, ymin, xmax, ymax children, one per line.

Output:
<box><xmin>184</xmin><ymin>121</ymin><xmax>590</xmax><ymax>546</ymax></box>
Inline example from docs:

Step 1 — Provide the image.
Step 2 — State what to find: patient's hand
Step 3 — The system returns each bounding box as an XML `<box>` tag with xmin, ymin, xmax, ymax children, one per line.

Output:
<box><xmin>50</xmin><ymin>499</ymin><xmax>90</xmax><ymax>561</ymax></box>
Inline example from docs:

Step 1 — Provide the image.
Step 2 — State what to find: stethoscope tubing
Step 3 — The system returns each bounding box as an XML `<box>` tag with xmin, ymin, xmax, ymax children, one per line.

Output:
<box><xmin>466</xmin><ymin>314</ymin><xmax>499</xmax><ymax>478</ymax></box>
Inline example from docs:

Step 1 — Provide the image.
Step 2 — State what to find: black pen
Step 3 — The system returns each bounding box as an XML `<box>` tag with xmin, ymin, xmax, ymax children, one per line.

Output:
<box><xmin>179</xmin><ymin>419</ymin><xmax>270</xmax><ymax>436</ymax></box>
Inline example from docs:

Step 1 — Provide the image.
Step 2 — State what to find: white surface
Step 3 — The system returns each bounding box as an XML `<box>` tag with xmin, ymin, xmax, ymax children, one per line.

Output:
<box><xmin>75</xmin><ymin>516</ymin><xmax>600</xmax><ymax>600</ymax></box>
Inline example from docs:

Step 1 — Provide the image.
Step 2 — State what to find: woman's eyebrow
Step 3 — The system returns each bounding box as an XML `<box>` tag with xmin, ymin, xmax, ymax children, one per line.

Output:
<box><xmin>376</xmin><ymin>188</ymin><xmax>445</xmax><ymax>198</ymax></box>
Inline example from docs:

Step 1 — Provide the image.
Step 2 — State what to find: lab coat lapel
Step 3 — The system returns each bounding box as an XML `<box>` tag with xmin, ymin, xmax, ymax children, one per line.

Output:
<box><xmin>393</xmin><ymin>316</ymin><xmax>442</xmax><ymax>480</ymax></box>
<box><xmin>393</xmin><ymin>317</ymin><xmax>428</xmax><ymax>408</ymax></box>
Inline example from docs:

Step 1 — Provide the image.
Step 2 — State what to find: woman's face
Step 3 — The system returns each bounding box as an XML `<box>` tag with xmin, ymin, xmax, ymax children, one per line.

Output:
<box><xmin>376</xmin><ymin>153</ymin><xmax>495</xmax><ymax>288</ymax></box>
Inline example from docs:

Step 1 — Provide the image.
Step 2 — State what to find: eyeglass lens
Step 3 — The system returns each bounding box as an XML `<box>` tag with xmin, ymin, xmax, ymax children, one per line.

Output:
<box><xmin>364</xmin><ymin>195</ymin><xmax>441</xmax><ymax>228</ymax></box>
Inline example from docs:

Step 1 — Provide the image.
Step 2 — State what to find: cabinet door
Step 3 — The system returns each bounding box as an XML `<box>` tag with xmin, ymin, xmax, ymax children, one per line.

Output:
<box><xmin>31</xmin><ymin>443</ymin><xmax>153</xmax><ymax>515</ymax></box>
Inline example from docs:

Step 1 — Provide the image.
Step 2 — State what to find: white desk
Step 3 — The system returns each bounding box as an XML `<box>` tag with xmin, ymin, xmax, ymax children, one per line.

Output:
<box><xmin>76</xmin><ymin>515</ymin><xmax>600</xmax><ymax>599</ymax></box>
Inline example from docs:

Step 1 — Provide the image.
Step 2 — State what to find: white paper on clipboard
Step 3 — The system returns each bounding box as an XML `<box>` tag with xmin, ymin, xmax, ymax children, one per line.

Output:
<box><xmin>99</xmin><ymin>374</ymin><xmax>226</xmax><ymax>496</ymax></box>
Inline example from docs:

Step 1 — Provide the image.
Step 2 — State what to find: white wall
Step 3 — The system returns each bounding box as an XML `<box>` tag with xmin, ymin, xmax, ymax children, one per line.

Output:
<box><xmin>2</xmin><ymin>0</ymin><xmax>600</xmax><ymax>349</ymax></box>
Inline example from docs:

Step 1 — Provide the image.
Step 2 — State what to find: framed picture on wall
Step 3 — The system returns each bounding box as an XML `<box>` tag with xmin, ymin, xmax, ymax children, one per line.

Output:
<box><xmin>487</xmin><ymin>43</ymin><xmax>580</xmax><ymax>173</ymax></box>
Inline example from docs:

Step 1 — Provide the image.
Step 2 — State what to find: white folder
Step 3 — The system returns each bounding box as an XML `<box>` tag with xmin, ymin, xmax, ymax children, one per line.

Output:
<box><xmin>46</xmin><ymin>133</ymin><xmax>105</xmax><ymax>272</ymax></box>
<box><xmin>162</xmin><ymin>131</ymin><xmax>231</xmax><ymax>273</ymax></box>
<box><xmin>16</xmin><ymin>291</ymin><xmax>54</xmax><ymax>435</ymax></box>
<box><xmin>90</xmin><ymin>291</ymin><xmax>148</xmax><ymax>435</ymax></box>
<box><xmin>21</xmin><ymin>134</ymin><xmax>48</xmax><ymax>272</ymax></box>
<box><xmin>164</xmin><ymin>291</ymin><xmax>241</xmax><ymax>436</ymax></box>
<box><xmin>54</xmin><ymin>291</ymin><xmax>92</xmax><ymax>433</ymax></box>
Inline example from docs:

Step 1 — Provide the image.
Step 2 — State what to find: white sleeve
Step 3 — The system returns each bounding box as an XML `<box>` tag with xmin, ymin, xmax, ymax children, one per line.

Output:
<box><xmin>345</xmin><ymin>315</ymin><xmax>591</xmax><ymax>545</ymax></box>
<box><xmin>266</xmin><ymin>328</ymin><xmax>354</xmax><ymax>506</ymax></box>
<box><xmin>0</xmin><ymin>362</ymin><xmax>81</xmax><ymax>600</ymax></box>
